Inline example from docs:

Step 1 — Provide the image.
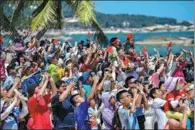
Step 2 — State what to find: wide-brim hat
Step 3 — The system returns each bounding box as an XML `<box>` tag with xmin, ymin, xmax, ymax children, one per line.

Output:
<box><xmin>164</xmin><ymin>77</ymin><xmax>179</xmax><ymax>93</ymax></box>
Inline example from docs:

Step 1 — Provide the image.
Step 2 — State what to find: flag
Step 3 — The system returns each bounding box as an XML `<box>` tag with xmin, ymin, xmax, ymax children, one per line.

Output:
<box><xmin>88</xmin><ymin>31</ymin><xmax>91</xmax><ymax>38</ymax></box>
<box><xmin>106</xmin><ymin>46</ymin><xmax>113</xmax><ymax>53</ymax></box>
<box><xmin>123</xmin><ymin>57</ymin><xmax>129</xmax><ymax>65</ymax></box>
<box><xmin>167</xmin><ymin>42</ymin><xmax>172</xmax><ymax>48</ymax></box>
<box><xmin>0</xmin><ymin>36</ymin><xmax>4</xmax><ymax>44</ymax></box>
<box><xmin>144</xmin><ymin>46</ymin><xmax>148</xmax><ymax>53</ymax></box>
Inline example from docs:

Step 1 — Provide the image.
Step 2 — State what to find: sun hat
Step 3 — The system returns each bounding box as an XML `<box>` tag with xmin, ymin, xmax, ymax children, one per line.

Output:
<box><xmin>164</xmin><ymin>77</ymin><xmax>179</xmax><ymax>93</ymax></box>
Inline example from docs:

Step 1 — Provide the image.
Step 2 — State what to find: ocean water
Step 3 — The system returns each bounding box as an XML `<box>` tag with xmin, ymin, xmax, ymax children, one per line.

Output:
<box><xmin>3</xmin><ymin>31</ymin><xmax>194</xmax><ymax>56</ymax></box>
<box><xmin>67</xmin><ymin>31</ymin><xmax>194</xmax><ymax>56</ymax></box>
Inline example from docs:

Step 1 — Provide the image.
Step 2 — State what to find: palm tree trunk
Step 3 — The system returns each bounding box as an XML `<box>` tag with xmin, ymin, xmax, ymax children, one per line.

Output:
<box><xmin>55</xmin><ymin>0</ymin><xmax>62</xmax><ymax>29</ymax></box>
<box><xmin>35</xmin><ymin>28</ymin><xmax>47</xmax><ymax>40</ymax></box>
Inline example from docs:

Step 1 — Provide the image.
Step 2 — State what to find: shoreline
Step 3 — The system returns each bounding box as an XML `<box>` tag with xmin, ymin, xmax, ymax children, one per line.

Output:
<box><xmin>64</xmin><ymin>30</ymin><xmax>194</xmax><ymax>35</ymax></box>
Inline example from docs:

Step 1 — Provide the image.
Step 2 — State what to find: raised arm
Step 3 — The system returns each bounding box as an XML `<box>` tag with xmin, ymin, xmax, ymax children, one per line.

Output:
<box><xmin>189</xmin><ymin>51</ymin><xmax>194</xmax><ymax>65</ymax></box>
<box><xmin>130</xmin><ymin>89</ymin><xmax>139</xmax><ymax>113</ymax></box>
<box><xmin>59</xmin><ymin>82</ymin><xmax>75</xmax><ymax>102</ymax></box>
<box><xmin>96</xmin><ymin>73</ymin><xmax>108</xmax><ymax>93</ymax></box>
<box><xmin>37</xmin><ymin>73</ymin><xmax>49</xmax><ymax>98</ymax></box>
<box><xmin>7</xmin><ymin>77</ymin><xmax>20</xmax><ymax>98</ymax></box>
<box><xmin>78</xmin><ymin>80</ymin><xmax>85</xmax><ymax>98</ymax></box>
<box><xmin>87</xmin><ymin>76</ymin><xmax>99</xmax><ymax>103</ymax></box>
<box><xmin>1</xmin><ymin>94</ymin><xmax>19</xmax><ymax>120</ymax></box>
<box><xmin>49</xmin><ymin>76</ymin><xmax>57</xmax><ymax>99</ymax></box>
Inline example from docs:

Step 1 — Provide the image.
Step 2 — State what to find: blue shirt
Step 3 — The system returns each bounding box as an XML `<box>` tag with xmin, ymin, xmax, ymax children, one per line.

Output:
<box><xmin>118</xmin><ymin>108</ymin><xmax>139</xmax><ymax>130</ymax></box>
<box><xmin>83</xmin><ymin>84</ymin><xmax>92</xmax><ymax>98</ymax></box>
<box><xmin>51</xmin><ymin>94</ymin><xmax>75</xmax><ymax>128</ymax></box>
<box><xmin>74</xmin><ymin>100</ymin><xmax>91</xmax><ymax>130</ymax></box>
<box><xmin>1</xmin><ymin>106</ymin><xmax>20</xmax><ymax>129</ymax></box>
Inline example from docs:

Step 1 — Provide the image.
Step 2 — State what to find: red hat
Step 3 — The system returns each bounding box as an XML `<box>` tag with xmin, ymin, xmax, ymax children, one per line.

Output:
<box><xmin>126</xmin><ymin>33</ymin><xmax>134</xmax><ymax>40</ymax></box>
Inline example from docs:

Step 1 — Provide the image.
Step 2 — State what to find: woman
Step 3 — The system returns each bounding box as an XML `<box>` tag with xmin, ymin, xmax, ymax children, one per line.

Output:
<box><xmin>101</xmin><ymin>92</ymin><xmax>117</xmax><ymax>130</ymax></box>
<box><xmin>61</xmin><ymin>67</ymin><xmax>73</xmax><ymax>82</ymax></box>
<box><xmin>27</xmin><ymin>73</ymin><xmax>57</xmax><ymax>130</ymax></box>
<box><xmin>173</xmin><ymin>51</ymin><xmax>187</xmax><ymax>80</ymax></box>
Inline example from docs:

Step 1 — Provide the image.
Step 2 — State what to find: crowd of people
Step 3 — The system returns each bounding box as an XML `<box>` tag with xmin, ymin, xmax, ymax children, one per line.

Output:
<box><xmin>0</xmin><ymin>33</ymin><xmax>194</xmax><ymax>130</ymax></box>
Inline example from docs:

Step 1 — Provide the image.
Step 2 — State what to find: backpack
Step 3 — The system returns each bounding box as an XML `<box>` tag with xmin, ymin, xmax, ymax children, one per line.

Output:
<box><xmin>22</xmin><ymin>74</ymin><xmax>41</xmax><ymax>96</ymax></box>
<box><xmin>112</xmin><ymin>109</ymin><xmax>122</xmax><ymax>130</ymax></box>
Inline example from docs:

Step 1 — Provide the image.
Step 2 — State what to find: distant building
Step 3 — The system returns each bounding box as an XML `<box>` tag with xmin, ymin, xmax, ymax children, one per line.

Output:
<box><xmin>64</xmin><ymin>16</ymin><xmax>79</xmax><ymax>23</ymax></box>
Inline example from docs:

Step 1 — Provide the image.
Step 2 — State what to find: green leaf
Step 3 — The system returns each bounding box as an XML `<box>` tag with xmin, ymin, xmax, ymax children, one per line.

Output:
<box><xmin>31</xmin><ymin>0</ymin><xmax>56</xmax><ymax>31</ymax></box>
<box><xmin>66</xmin><ymin>0</ymin><xmax>95</xmax><ymax>25</ymax></box>
<box><xmin>66</xmin><ymin>0</ymin><xmax>108</xmax><ymax>47</ymax></box>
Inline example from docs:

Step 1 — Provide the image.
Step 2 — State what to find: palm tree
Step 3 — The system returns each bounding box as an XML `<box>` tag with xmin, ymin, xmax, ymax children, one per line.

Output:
<box><xmin>1</xmin><ymin>0</ymin><xmax>108</xmax><ymax>46</ymax></box>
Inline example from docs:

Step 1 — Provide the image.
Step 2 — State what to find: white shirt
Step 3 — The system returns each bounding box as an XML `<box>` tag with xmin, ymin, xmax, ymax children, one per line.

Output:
<box><xmin>151</xmin><ymin>98</ymin><xmax>168</xmax><ymax>130</ymax></box>
<box><xmin>144</xmin><ymin>99</ymin><xmax>156</xmax><ymax>129</ymax></box>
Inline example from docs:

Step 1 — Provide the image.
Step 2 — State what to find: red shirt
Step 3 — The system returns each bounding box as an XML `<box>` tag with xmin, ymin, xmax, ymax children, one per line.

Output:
<box><xmin>80</xmin><ymin>63</ymin><xmax>91</xmax><ymax>72</ymax></box>
<box><xmin>27</xmin><ymin>94</ymin><xmax>52</xmax><ymax>130</ymax></box>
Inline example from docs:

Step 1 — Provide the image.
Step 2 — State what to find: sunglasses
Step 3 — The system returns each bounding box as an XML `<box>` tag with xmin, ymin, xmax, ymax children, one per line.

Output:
<box><xmin>128</xmin><ymin>80</ymin><xmax>139</xmax><ymax>84</ymax></box>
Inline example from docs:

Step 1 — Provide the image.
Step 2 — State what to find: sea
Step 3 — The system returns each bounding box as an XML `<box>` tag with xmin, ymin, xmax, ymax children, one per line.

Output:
<box><xmin>3</xmin><ymin>31</ymin><xmax>194</xmax><ymax>56</ymax></box>
<box><xmin>67</xmin><ymin>31</ymin><xmax>194</xmax><ymax>56</ymax></box>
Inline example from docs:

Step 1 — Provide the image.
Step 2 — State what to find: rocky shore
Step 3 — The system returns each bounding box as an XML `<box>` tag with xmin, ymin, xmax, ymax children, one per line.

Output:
<box><xmin>135</xmin><ymin>36</ymin><xmax>194</xmax><ymax>46</ymax></box>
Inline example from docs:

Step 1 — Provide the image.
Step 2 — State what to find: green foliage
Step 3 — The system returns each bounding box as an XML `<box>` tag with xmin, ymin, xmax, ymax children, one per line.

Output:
<box><xmin>31</xmin><ymin>0</ymin><xmax>56</xmax><ymax>31</ymax></box>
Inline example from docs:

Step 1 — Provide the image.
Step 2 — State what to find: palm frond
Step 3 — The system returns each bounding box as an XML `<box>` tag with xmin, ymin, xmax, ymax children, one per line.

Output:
<box><xmin>66</xmin><ymin>0</ymin><xmax>95</xmax><ymax>25</ymax></box>
<box><xmin>66</xmin><ymin>0</ymin><xmax>108</xmax><ymax>46</ymax></box>
<box><xmin>32</xmin><ymin>0</ymin><xmax>47</xmax><ymax>18</ymax></box>
<box><xmin>10</xmin><ymin>0</ymin><xmax>25</xmax><ymax>27</ymax></box>
<box><xmin>31</xmin><ymin>0</ymin><xmax>57</xmax><ymax>31</ymax></box>
<box><xmin>92</xmin><ymin>19</ymin><xmax>108</xmax><ymax>47</ymax></box>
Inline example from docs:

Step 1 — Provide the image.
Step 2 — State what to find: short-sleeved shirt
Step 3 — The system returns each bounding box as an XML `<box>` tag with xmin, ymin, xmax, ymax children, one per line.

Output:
<box><xmin>51</xmin><ymin>94</ymin><xmax>75</xmax><ymax>128</ymax></box>
<box><xmin>74</xmin><ymin>100</ymin><xmax>91</xmax><ymax>130</ymax></box>
<box><xmin>27</xmin><ymin>94</ymin><xmax>52</xmax><ymax>130</ymax></box>
<box><xmin>118</xmin><ymin>108</ymin><xmax>139</xmax><ymax>129</ymax></box>
<box><xmin>152</xmin><ymin>98</ymin><xmax>168</xmax><ymax>130</ymax></box>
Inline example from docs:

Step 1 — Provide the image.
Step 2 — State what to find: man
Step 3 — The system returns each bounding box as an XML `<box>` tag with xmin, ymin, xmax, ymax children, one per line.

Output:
<box><xmin>125</xmin><ymin>76</ymin><xmax>149</xmax><ymax>130</ymax></box>
<box><xmin>70</xmin><ymin>76</ymin><xmax>99</xmax><ymax>130</ymax></box>
<box><xmin>123</xmin><ymin>33</ymin><xmax>135</xmax><ymax>53</ymax></box>
<box><xmin>66</xmin><ymin>47</ymin><xmax>73</xmax><ymax>59</ymax></box>
<box><xmin>51</xmin><ymin>80</ymin><xmax>76</xmax><ymax>130</ymax></box>
<box><xmin>107</xmin><ymin>37</ymin><xmax>120</xmax><ymax>65</ymax></box>
<box><xmin>116</xmin><ymin>89</ymin><xmax>139</xmax><ymax>129</ymax></box>
<box><xmin>150</xmin><ymin>88</ymin><xmax>187</xmax><ymax>129</ymax></box>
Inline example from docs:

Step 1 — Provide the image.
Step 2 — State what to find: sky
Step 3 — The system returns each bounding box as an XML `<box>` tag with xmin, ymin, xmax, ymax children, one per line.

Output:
<box><xmin>95</xmin><ymin>1</ymin><xmax>194</xmax><ymax>22</ymax></box>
